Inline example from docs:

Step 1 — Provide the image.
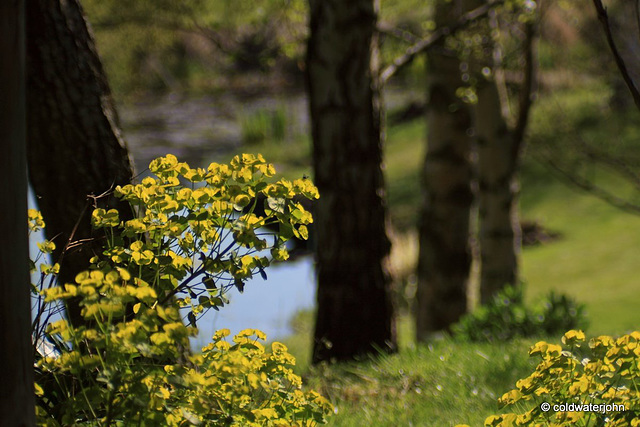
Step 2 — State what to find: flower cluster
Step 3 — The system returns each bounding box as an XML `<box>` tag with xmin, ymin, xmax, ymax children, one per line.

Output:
<box><xmin>89</xmin><ymin>153</ymin><xmax>318</xmax><ymax>324</ymax></box>
<box><xmin>32</xmin><ymin>154</ymin><xmax>331</xmax><ymax>425</ymax></box>
<box><xmin>483</xmin><ymin>330</ymin><xmax>640</xmax><ymax>426</ymax></box>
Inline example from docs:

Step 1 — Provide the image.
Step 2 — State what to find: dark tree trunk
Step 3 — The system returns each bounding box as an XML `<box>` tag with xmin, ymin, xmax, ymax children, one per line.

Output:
<box><xmin>0</xmin><ymin>0</ymin><xmax>36</xmax><ymax>424</ymax></box>
<box><xmin>415</xmin><ymin>0</ymin><xmax>477</xmax><ymax>339</ymax></box>
<box><xmin>26</xmin><ymin>0</ymin><xmax>134</xmax><ymax>327</ymax></box>
<box><xmin>307</xmin><ymin>0</ymin><xmax>396</xmax><ymax>363</ymax></box>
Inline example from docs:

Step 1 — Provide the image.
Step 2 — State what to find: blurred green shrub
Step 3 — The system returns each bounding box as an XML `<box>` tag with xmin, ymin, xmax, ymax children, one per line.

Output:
<box><xmin>453</xmin><ymin>285</ymin><xmax>587</xmax><ymax>342</ymax></box>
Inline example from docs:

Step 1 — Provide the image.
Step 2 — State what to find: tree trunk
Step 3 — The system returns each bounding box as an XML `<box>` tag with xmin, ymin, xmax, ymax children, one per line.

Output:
<box><xmin>26</xmin><ymin>0</ymin><xmax>134</xmax><ymax>327</ymax></box>
<box><xmin>0</xmin><ymin>0</ymin><xmax>36</xmax><ymax>423</ymax></box>
<box><xmin>307</xmin><ymin>0</ymin><xmax>396</xmax><ymax>363</ymax></box>
<box><xmin>476</xmin><ymin>7</ymin><xmax>536</xmax><ymax>303</ymax></box>
<box><xmin>475</xmin><ymin>77</ymin><xmax>521</xmax><ymax>303</ymax></box>
<box><xmin>416</xmin><ymin>0</ymin><xmax>477</xmax><ymax>340</ymax></box>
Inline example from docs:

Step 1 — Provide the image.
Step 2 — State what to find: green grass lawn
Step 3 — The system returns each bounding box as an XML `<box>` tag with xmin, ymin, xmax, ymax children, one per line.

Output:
<box><xmin>520</xmin><ymin>160</ymin><xmax>640</xmax><ymax>335</ymax></box>
<box><xmin>278</xmin><ymin>313</ymin><xmax>539</xmax><ymax>426</ymax></box>
<box><xmin>384</xmin><ymin>110</ymin><xmax>640</xmax><ymax>336</ymax></box>
<box><xmin>306</xmin><ymin>338</ymin><xmax>537</xmax><ymax>426</ymax></box>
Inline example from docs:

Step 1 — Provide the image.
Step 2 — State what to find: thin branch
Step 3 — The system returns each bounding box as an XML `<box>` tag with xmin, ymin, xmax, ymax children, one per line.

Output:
<box><xmin>529</xmin><ymin>85</ymin><xmax>640</xmax><ymax>214</ymax></box>
<box><xmin>487</xmin><ymin>8</ymin><xmax>514</xmax><ymax>125</ymax></box>
<box><xmin>511</xmin><ymin>11</ymin><xmax>538</xmax><ymax>158</ymax></box>
<box><xmin>380</xmin><ymin>0</ymin><xmax>506</xmax><ymax>84</ymax></box>
<box><xmin>569</xmin><ymin>138</ymin><xmax>640</xmax><ymax>192</ymax></box>
<box><xmin>592</xmin><ymin>0</ymin><xmax>640</xmax><ymax>110</ymax></box>
<box><xmin>377</xmin><ymin>21</ymin><xmax>422</xmax><ymax>45</ymax></box>
<box><xmin>187</xmin><ymin>21</ymin><xmax>234</xmax><ymax>56</ymax></box>
<box><xmin>536</xmin><ymin>153</ymin><xmax>640</xmax><ymax>216</ymax></box>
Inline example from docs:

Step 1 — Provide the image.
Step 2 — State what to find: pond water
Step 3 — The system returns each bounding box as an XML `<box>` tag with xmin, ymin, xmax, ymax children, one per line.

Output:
<box><xmin>190</xmin><ymin>256</ymin><xmax>315</xmax><ymax>347</ymax></box>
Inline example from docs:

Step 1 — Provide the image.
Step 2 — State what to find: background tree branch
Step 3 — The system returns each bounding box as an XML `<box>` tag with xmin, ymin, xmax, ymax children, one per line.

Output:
<box><xmin>512</xmin><ymin>11</ymin><xmax>538</xmax><ymax>158</ymax></box>
<box><xmin>536</xmin><ymin>153</ymin><xmax>640</xmax><ymax>216</ymax></box>
<box><xmin>592</xmin><ymin>0</ymin><xmax>640</xmax><ymax>110</ymax></box>
<box><xmin>380</xmin><ymin>0</ymin><xmax>505</xmax><ymax>84</ymax></box>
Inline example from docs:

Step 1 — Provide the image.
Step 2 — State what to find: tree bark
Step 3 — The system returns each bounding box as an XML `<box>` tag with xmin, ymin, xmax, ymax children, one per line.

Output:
<box><xmin>416</xmin><ymin>0</ymin><xmax>477</xmax><ymax>339</ymax></box>
<box><xmin>475</xmin><ymin>80</ymin><xmax>521</xmax><ymax>303</ymax></box>
<box><xmin>307</xmin><ymin>0</ymin><xmax>396</xmax><ymax>363</ymax></box>
<box><xmin>0</xmin><ymin>0</ymin><xmax>36</xmax><ymax>423</ymax></box>
<box><xmin>26</xmin><ymin>0</ymin><xmax>134</xmax><ymax>327</ymax></box>
<box><xmin>476</xmin><ymin>8</ymin><xmax>536</xmax><ymax>303</ymax></box>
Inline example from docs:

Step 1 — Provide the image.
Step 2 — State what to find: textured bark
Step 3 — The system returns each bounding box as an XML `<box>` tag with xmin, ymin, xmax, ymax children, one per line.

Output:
<box><xmin>307</xmin><ymin>0</ymin><xmax>396</xmax><ymax>363</ymax></box>
<box><xmin>26</xmin><ymin>0</ymin><xmax>134</xmax><ymax>327</ymax></box>
<box><xmin>416</xmin><ymin>0</ymin><xmax>477</xmax><ymax>340</ymax></box>
<box><xmin>475</xmin><ymin>80</ymin><xmax>521</xmax><ymax>303</ymax></box>
<box><xmin>476</xmin><ymin>7</ymin><xmax>536</xmax><ymax>303</ymax></box>
<box><xmin>0</xmin><ymin>0</ymin><xmax>36</xmax><ymax>423</ymax></box>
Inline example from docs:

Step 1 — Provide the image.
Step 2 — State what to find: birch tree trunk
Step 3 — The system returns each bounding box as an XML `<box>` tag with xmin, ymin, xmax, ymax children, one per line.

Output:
<box><xmin>416</xmin><ymin>0</ymin><xmax>477</xmax><ymax>339</ymax></box>
<box><xmin>26</xmin><ymin>0</ymin><xmax>134</xmax><ymax>327</ymax></box>
<box><xmin>476</xmin><ymin>8</ymin><xmax>536</xmax><ymax>303</ymax></box>
<box><xmin>307</xmin><ymin>0</ymin><xmax>396</xmax><ymax>363</ymax></box>
<box><xmin>475</xmin><ymin>79</ymin><xmax>521</xmax><ymax>303</ymax></box>
<box><xmin>0</xmin><ymin>0</ymin><xmax>36</xmax><ymax>423</ymax></box>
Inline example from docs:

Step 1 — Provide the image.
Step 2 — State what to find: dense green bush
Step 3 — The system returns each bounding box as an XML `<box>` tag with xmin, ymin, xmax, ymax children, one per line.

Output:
<box><xmin>31</xmin><ymin>154</ymin><xmax>332</xmax><ymax>426</ymax></box>
<box><xmin>453</xmin><ymin>285</ymin><xmax>587</xmax><ymax>342</ymax></box>
<box><xmin>479</xmin><ymin>330</ymin><xmax>640</xmax><ymax>426</ymax></box>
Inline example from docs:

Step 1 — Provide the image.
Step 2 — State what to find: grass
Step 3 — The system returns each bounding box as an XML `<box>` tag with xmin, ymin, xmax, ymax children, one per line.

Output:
<box><xmin>306</xmin><ymin>338</ymin><xmax>537</xmax><ymax>426</ymax></box>
<box><xmin>519</xmin><ymin>83</ymin><xmax>640</xmax><ymax>335</ymax></box>
<box><xmin>279</xmin><ymin>310</ymin><xmax>541</xmax><ymax>426</ymax></box>
<box><xmin>223</xmin><ymin>79</ymin><xmax>640</xmax><ymax>425</ymax></box>
<box><xmin>382</xmin><ymin>83</ymin><xmax>640</xmax><ymax>334</ymax></box>
<box><xmin>520</xmin><ymin>160</ymin><xmax>640</xmax><ymax>335</ymax></box>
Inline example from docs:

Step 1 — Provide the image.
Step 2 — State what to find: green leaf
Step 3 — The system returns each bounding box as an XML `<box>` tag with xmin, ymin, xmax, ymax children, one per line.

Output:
<box><xmin>204</xmin><ymin>276</ymin><xmax>217</xmax><ymax>293</ymax></box>
<box><xmin>187</xmin><ymin>311</ymin><xmax>197</xmax><ymax>328</ymax></box>
<box><xmin>234</xmin><ymin>278</ymin><xmax>245</xmax><ymax>293</ymax></box>
<box><xmin>258</xmin><ymin>266</ymin><xmax>267</xmax><ymax>281</ymax></box>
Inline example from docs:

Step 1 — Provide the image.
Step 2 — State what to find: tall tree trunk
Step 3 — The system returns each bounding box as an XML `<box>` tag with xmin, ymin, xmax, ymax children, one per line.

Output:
<box><xmin>475</xmin><ymin>79</ymin><xmax>521</xmax><ymax>303</ymax></box>
<box><xmin>476</xmin><ymin>9</ymin><xmax>536</xmax><ymax>303</ymax></box>
<box><xmin>308</xmin><ymin>0</ymin><xmax>396</xmax><ymax>363</ymax></box>
<box><xmin>26</xmin><ymin>0</ymin><xmax>134</xmax><ymax>327</ymax></box>
<box><xmin>416</xmin><ymin>0</ymin><xmax>477</xmax><ymax>339</ymax></box>
<box><xmin>0</xmin><ymin>0</ymin><xmax>36</xmax><ymax>424</ymax></box>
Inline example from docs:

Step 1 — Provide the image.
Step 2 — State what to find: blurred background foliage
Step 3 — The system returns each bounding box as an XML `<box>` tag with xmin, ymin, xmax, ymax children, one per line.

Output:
<box><xmin>83</xmin><ymin>0</ymin><xmax>308</xmax><ymax>97</ymax></box>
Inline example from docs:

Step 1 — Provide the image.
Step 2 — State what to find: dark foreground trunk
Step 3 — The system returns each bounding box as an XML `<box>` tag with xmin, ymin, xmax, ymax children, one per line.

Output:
<box><xmin>0</xmin><ymin>0</ymin><xmax>36</xmax><ymax>423</ymax></box>
<box><xmin>307</xmin><ymin>0</ymin><xmax>396</xmax><ymax>363</ymax></box>
<box><xmin>26</xmin><ymin>0</ymin><xmax>134</xmax><ymax>326</ymax></box>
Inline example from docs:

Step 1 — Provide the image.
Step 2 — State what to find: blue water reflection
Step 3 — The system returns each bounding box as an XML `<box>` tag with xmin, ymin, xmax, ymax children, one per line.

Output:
<box><xmin>191</xmin><ymin>256</ymin><xmax>315</xmax><ymax>348</ymax></box>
